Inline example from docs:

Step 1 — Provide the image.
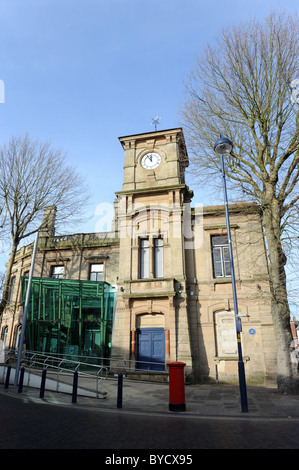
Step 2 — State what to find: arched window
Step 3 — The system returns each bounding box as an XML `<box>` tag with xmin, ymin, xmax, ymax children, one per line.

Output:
<box><xmin>1</xmin><ymin>326</ymin><xmax>8</xmax><ymax>347</ymax></box>
<box><xmin>14</xmin><ymin>324</ymin><xmax>22</xmax><ymax>349</ymax></box>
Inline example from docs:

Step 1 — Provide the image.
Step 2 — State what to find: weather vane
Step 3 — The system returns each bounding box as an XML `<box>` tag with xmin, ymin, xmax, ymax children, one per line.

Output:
<box><xmin>151</xmin><ymin>116</ymin><xmax>161</xmax><ymax>131</ymax></box>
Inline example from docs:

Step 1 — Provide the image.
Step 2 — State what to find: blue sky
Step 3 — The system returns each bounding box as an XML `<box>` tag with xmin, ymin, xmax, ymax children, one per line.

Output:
<box><xmin>0</xmin><ymin>0</ymin><xmax>296</xmax><ymax>235</ymax></box>
<box><xmin>1</xmin><ymin>0</ymin><xmax>299</xmax><ymax>315</ymax></box>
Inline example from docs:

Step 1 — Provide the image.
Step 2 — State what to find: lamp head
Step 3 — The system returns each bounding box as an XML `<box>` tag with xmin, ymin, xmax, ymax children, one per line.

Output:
<box><xmin>214</xmin><ymin>136</ymin><xmax>233</xmax><ymax>155</ymax></box>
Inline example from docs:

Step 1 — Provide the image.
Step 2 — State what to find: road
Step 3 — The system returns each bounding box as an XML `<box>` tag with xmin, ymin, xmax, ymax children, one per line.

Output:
<box><xmin>0</xmin><ymin>391</ymin><xmax>299</xmax><ymax>454</ymax></box>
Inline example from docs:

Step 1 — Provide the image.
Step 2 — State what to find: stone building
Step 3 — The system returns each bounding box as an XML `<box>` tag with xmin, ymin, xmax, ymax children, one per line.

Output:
<box><xmin>0</xmin><ymin>128</ymin><xmax>277</xmax><ymax>384</ymax></box>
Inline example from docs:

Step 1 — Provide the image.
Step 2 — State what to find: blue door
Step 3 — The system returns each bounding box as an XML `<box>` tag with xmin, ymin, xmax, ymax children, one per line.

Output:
<box><xmin>137</xmin><ymin>328</ymin><xmax>165</xmax><ymax>371</ymax></box>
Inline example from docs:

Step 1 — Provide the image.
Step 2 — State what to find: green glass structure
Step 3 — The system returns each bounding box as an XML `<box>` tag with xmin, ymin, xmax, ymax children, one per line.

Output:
<box><xmin>22</xmin><ymin>277</ymin><xmax>116</xmax><ymax>361</ymax></box>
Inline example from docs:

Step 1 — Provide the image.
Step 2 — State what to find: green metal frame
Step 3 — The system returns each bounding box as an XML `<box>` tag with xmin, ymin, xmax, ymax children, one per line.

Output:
<box><xmin>22</xmin><ymin>277</ymin><xmax>115</xmax><ymax>362</ymax></box>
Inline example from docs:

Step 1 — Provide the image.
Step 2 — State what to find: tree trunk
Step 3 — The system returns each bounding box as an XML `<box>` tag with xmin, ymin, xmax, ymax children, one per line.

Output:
<box><xmin>262</xmin><ymin>198</ymin><xmax>299</xmax><ymax>393</ymax></box>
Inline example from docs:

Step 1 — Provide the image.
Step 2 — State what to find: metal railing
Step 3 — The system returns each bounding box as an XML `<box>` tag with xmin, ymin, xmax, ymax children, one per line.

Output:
<box><xmin>3</xmin><ymin>349</ymin><xmax>173</xmax><ymax>386</ymax></box>
<box><xmin>24</xmin><ymin>351</ymin><xmax>109</xmax><ymax>397</ymax></box>
<box><xmin>2</xmin><ymin>349</ymin><xmax>110</xmax><ymax>398</ymax></box>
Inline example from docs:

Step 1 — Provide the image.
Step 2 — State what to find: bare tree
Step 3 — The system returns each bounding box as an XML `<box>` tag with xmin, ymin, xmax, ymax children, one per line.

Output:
<box><xmin>180</xmin><ymin>10</ymin><xmax>299</xmax><ymax>393</ymax></box>
<box><xmin>0</xmin><ymin>134</ymin><xmax>89</xmax><ymax>315</ymax></box>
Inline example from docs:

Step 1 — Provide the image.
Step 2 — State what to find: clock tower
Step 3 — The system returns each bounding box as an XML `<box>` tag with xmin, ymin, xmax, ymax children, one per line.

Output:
<box><xmin>111</xmin><ymin>128</ymin><xmax>194</xmax><ymax>375</ymax></box>
<box><xmin>120</xmin><ymin>127</ymin><xmax>189</xmax><ymax>191</ymax></box>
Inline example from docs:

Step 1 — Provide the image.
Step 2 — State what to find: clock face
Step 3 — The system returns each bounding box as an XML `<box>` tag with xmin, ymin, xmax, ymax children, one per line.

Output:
<box><xmin>141</xmin><ymin>152</ymin><xmax>162</xmax><ymax>170</ymax></box>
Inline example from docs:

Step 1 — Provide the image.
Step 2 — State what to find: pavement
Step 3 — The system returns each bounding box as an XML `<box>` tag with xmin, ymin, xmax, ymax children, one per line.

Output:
<box><xmin>3</xmin><ymin>373</ymin><xmax>299</xmax><ymax>419</ymax></box>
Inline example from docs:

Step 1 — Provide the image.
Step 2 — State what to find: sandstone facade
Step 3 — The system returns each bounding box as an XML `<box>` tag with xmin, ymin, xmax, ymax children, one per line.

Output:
<box><xmin>0</xmin><ymin>128</ymin><xmax>277</xmax><ymax>384</ymax></box>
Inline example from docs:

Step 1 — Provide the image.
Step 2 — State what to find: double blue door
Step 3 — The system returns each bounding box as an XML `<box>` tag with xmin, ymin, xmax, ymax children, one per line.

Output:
<box><xmin>137</xmin><ymin>328</ymin><xmax>165</xmax><ymax>371</ymax></box>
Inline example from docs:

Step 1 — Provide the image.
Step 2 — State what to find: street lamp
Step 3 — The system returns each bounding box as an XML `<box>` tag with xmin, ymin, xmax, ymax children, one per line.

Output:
<box><xmin>214</xmin><ymin>135</ymin><xmax>248</xmax><ymax>413</ymax></box>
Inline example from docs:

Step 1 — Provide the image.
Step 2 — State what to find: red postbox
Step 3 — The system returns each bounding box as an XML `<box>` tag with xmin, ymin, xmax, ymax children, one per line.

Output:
<box><xmin>167</xmin><ymin>361</ymin><xmax>186</xmax><ymax>412</ymax></box>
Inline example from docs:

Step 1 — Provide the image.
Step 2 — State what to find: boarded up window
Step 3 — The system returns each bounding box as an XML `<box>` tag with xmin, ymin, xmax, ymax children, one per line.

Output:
<box><xmin>215</xmin><ymin>311</ymin><xmax>238</xmax><ymax>357</ymax></box>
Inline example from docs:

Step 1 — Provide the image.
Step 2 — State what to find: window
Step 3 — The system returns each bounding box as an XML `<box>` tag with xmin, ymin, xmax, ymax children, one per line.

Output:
<box><xmin>154</xmin><ymin>238</ymin><xmax>164</xmax><ymax>278</ymax></box>
<box><xmin>90</xmin><ymin>263</ymin><xmax>104</xmax><ymax>282</ymax></box>
<box><xmin>51</xmin><ymin>266</ymin><xmax>64</xmax><ymax>279</ymax></box>
<box><xmin>1</xmin><ymin>326</ymin><xmax>8</xmax><ymax>347</ymax></box>
<box><xmin>14</xmin><ymin>324</ymin><xmax>22</xmax><ymax>349</ymax></box>
<box><xmin>139</xmin><ymin>238</ymin><xmax>164</xmax><ymax>279</ymax></box>
<box><xmin>8</xmin><ymin>276</ymin><xmax>15</xmax><ymax>303</ymax></box>
<box><xmin>140</xmin><ymin>239</ymin><xmax>149</xmax><ymax>279</ymax></box>
<box><xmin>211</xmin><ymin>236</ymin><xmax>231</xmax><ymax>278</ymax></box>
<box><xmin>215</xmin><ymin>311</ymin><xmax>238</xmax><ymax>357</ymax></box>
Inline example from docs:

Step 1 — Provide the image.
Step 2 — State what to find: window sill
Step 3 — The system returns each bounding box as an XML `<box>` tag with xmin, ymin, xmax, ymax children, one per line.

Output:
<box><xmin>214</xmin><ymin>356</ymin><xmax>250</xmax><ymax>362</ymax></box>
<box><xmin>212</xmin><ymin>278</ymin><xmax>232</xmax><ymax>284</ymax></box>
<box><xmin>122</xmin><ymin>278</ymin><xmax>176</xmax><ymax>298</ymax></box>
<box><xmin>125</xmin><ymin>277</ymin><xmax>174</xmax><ymax>283</ymax></box>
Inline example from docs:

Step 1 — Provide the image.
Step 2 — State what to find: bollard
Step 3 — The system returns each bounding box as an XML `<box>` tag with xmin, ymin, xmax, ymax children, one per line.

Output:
<box><xmin>117</xmin><ymin>372</ymin><xmax>123</xmax><ymax>408</ymax></box>
<box><xmin>39</xmin><ymin>368</ymin><xmax>47</xmax><ymax>398</ymax></box>
<box><xmin>167</xmin><ymin>362</ymin><xmax>186</xmax><ymax>412</ymax></box>
<box><xmin>18</xmin><ymin>367</ymin><xmax>25</xmax><ymax>393</ymax></box>
<box><xmin>72</xmin><ymin>370</ymin><xmax>78</xmax><ymax>404</ymax></box>
<box><xmin>4</xmin><ymin>365</ymin><xmax>11</xmax><ymax>389</ymax></box>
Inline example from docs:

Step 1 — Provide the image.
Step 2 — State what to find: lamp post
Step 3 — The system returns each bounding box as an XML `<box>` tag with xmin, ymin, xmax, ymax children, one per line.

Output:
<box><xmin>214</xmin><ymin>136</ymin><xmax>248</xmax><ymax>413</ymax></box>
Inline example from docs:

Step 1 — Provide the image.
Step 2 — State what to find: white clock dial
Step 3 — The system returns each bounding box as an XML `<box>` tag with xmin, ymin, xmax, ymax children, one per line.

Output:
<box><xmin>141</xmin><ymin>152</ymin><xmax>162</xmax><ymax>170</ymax></box>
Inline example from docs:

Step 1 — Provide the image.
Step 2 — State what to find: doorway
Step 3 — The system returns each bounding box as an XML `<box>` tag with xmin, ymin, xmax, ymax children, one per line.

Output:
<box><xmin>136</xmin><ymin>327</ymin><xmax>165</xmax><ymax>371</ymax></box>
